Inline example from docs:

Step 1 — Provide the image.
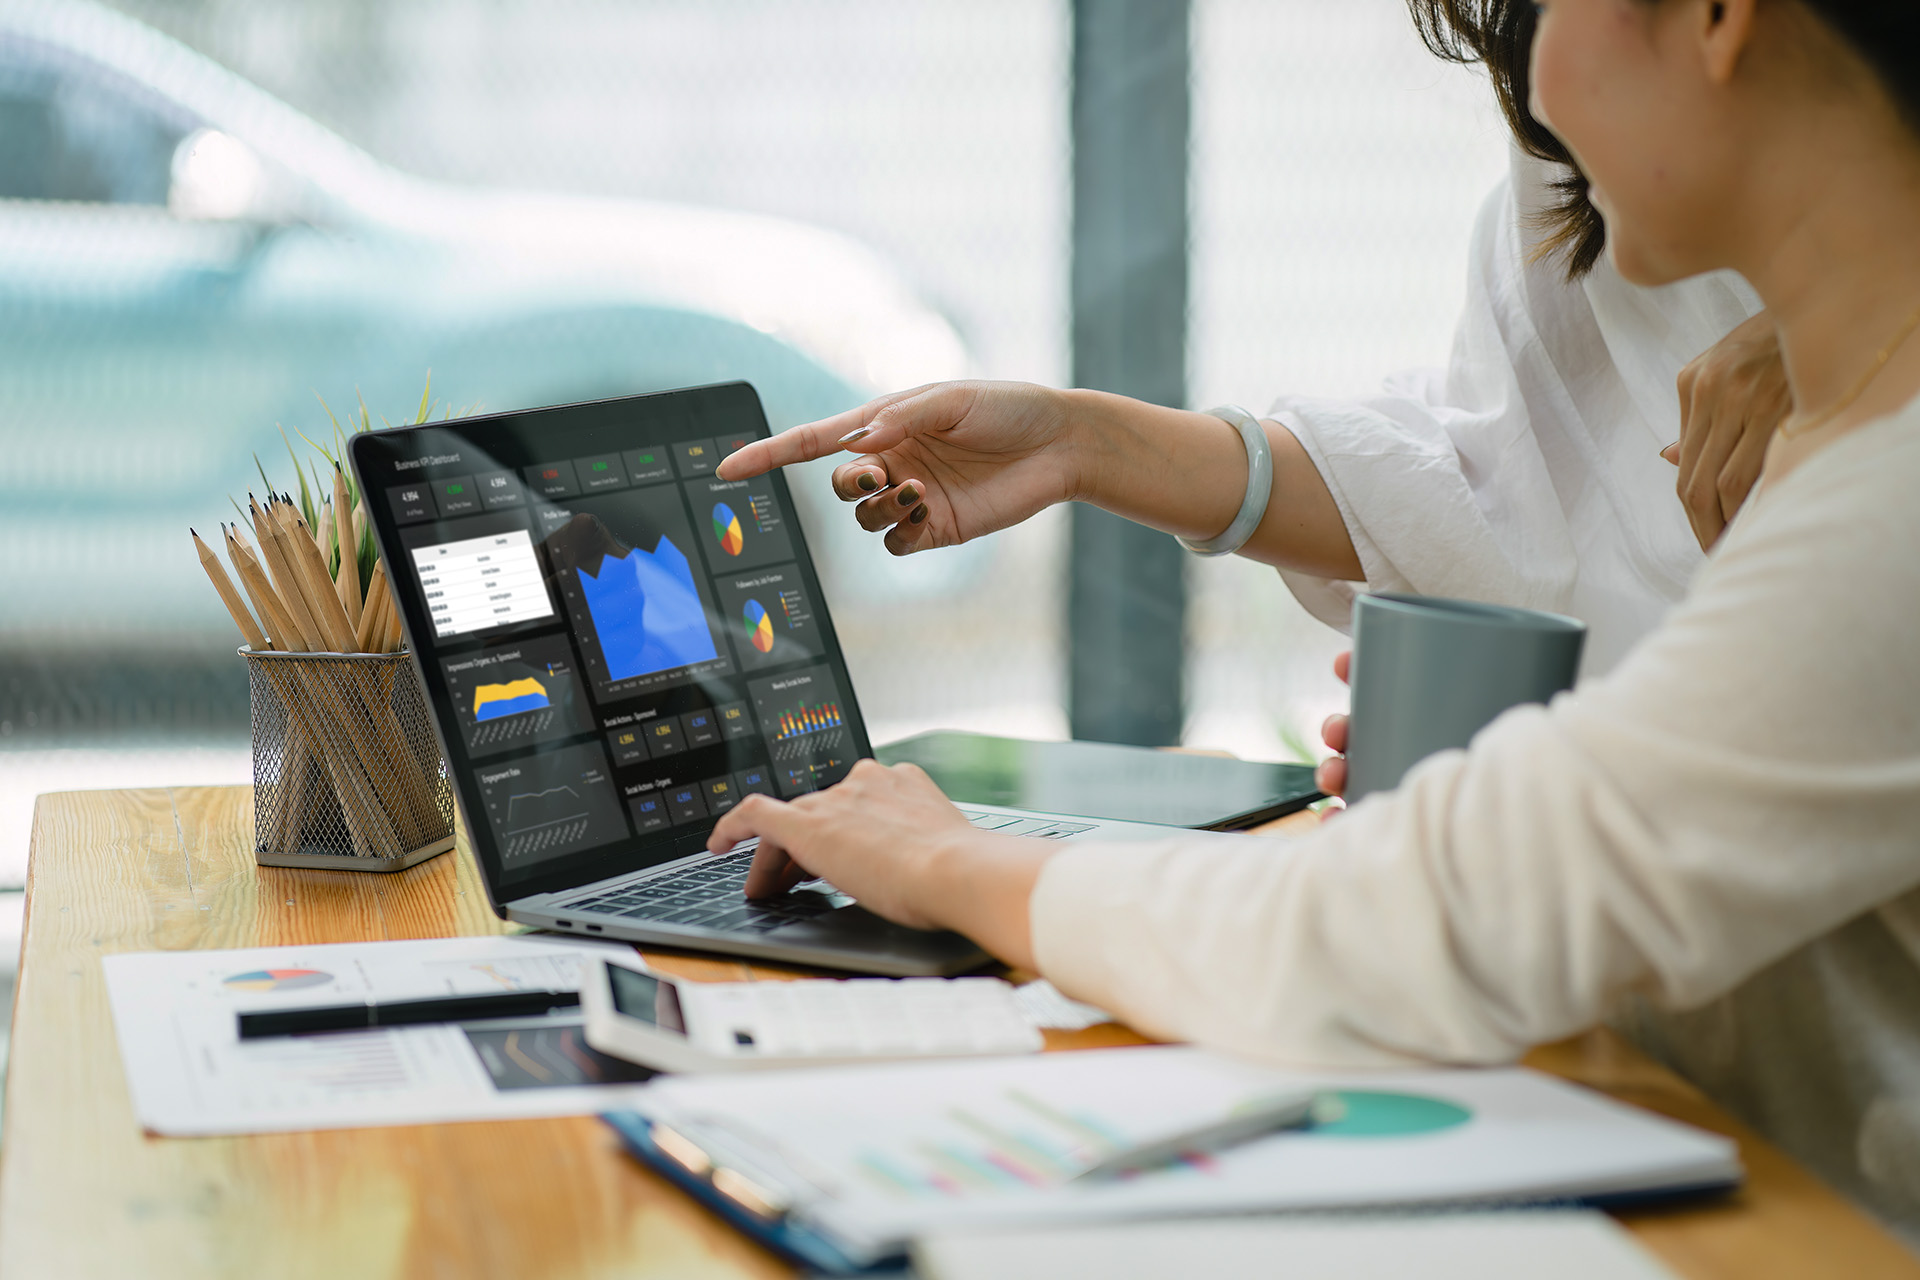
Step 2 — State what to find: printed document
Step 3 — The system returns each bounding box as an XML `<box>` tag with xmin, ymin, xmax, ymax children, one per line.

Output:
<box><xmin>105</xmin><ymin>935</ymin><xmax>651</xmax><ymax>1136</ymax></box>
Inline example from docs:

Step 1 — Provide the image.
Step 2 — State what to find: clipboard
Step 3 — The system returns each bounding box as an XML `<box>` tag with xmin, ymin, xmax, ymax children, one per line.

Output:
<box><xmin>598</xmin><ymin>1048</ymin><xmax>1742</xmax><ymax>1276</ymax></box>
<box><xmin>601</xmin><ymin>1111</ymin><xmax>904</xmax><ymax>1274</ymax></box>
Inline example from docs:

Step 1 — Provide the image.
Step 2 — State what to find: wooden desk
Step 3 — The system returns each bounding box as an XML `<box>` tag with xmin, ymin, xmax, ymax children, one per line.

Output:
<box><xmin>5</xmin><ymin>786</ymin><xmax>1916</xmax><ymax>1279</ymax></box>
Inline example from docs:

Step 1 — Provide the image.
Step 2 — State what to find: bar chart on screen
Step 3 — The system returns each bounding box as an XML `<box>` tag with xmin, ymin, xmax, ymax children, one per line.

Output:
<box><xmin>750</xmin><ymin>665</ymin><xmax>853</xmax><ymax>794</ymax></box>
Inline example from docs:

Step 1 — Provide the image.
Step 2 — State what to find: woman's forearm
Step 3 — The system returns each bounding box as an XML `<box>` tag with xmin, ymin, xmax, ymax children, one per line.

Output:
<box><xmin>919</xmin><ymin>832</ymin><xmax>1051</xmax><ymax>972</ymax></box>
<box><xmin>1062</xmin><ymin>389</ymin><xmax>1365</xmax><ymax>580</ymax></box>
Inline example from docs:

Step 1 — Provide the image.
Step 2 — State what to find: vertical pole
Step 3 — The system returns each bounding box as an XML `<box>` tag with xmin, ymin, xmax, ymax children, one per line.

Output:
<box><xmin>1067</xmin><ymin>0</ymin><xmax>1190</xmax><ymax>745</ymax></box>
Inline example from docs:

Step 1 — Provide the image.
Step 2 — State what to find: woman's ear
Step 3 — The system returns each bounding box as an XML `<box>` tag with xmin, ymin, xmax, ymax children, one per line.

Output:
<box><xmin>1700</xmin><ymin>0</ymin><xmax>1757</xmax><ymax>85</ymax></box>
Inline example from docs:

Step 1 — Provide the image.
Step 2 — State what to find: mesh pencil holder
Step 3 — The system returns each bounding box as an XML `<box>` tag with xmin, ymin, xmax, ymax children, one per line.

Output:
<box><xmin>244</xmin><ymin>647</ymin><xmax>455</xmax><ymax>871</ymax></box>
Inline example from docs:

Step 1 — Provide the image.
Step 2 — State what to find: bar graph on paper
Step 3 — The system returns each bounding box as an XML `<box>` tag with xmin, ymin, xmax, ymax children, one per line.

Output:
<box><xmin>854</xmin><ymin>1088</ymin><xmax>1215</xmax><ymax>1199</ymax></box>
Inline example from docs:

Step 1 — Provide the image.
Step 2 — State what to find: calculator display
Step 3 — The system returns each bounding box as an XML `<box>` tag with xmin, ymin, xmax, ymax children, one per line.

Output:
<box><xmin>607</xmin><ymin>964</ymin><xmax>686</xmax><ymax>1035</ymax></box>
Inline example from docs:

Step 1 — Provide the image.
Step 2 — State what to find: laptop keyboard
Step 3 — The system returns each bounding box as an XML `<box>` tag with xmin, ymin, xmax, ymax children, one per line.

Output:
<box><xmin>959</xmin><ymin>811</ymin><xmax>1095</xmax><ymax>839</ymax></box>
<box><xmin>557</xmin><ymin>811</ymin><xmax>1097</xmax><ymax>934</ymax></box>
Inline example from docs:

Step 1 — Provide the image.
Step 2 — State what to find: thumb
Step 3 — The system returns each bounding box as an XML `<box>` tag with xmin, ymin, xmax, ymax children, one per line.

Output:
<box><xmin>1660</xmin><ymin>442</ymin><xmax>1681</xmax><ymax>466</ymax></box>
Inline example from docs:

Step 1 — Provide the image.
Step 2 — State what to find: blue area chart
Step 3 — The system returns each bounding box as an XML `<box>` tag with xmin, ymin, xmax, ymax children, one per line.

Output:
<box><xmin>575</xmin><ymin>537</ymin><xmax>719</xmax><ymax>681</ymax></box>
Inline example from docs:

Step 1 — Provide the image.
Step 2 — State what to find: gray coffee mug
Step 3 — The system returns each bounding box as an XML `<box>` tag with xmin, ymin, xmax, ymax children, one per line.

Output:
<box><xmin>1345</xmin><ymin>593</ymin><xmax>1586</xmax><ymax>804</ymax></box>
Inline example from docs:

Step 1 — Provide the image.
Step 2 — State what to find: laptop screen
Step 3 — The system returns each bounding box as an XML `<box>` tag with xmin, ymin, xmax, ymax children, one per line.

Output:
<box><xmin>350</xmin><ymin>383</ymin><xmax>872</xmax><ymax>904</ymax></box>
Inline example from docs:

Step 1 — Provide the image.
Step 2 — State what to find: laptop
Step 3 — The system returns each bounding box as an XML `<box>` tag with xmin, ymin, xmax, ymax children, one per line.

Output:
<box><xmin>351</xmin><ymin>383</ymin><xmax>1248</xmax><ymax>976</ymax></box>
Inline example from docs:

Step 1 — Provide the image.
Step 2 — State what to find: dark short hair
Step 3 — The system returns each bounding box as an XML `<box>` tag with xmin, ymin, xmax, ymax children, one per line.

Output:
<box><xmin>1406</xmin><ymin>0</ymin><xmax>1920</xmax><ymax>281</ymax></box>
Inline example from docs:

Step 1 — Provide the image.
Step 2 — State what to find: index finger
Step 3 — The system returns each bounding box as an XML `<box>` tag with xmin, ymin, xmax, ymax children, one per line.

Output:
<box><xmin>716</xmin><ymin>385</ymin><xmax>932</xmax><ymax>481</ymax></box>
<box><xmin>708</xmin><ymin>791</ymin><xmax>801</xmax><ymax>854</ymax></box>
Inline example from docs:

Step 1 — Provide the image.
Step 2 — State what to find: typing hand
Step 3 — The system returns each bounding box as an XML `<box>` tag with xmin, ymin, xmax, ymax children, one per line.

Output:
<box><xmin>1315</xmin><ymin>651</ymin><xmax>1351</xmax><ymax>799</ymax></box>
<box><xmin>710</xmin><ymin>760</ymin><xmax>982</xmax><ymax>927</ymax></box>
<box><xmin>1664</xmin><ymin>310</ymin><xmax>1791</xmax><ymax>550</ymax></box>
<box><xmin>708</xmin><ymin>760</ymin><xmax>1049</xmax><ymax>971</ymax></box>
<box><xmin>714</xmin><ymin>381</ymin><xmax>1080</xmax><ymax>557</ymax></box>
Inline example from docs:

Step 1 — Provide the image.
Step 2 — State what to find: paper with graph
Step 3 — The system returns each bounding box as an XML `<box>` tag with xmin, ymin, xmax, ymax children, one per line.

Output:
<box><xmin>104</xmin><ymin>935</ymin><xmax>651</xmax><ymax>1136</ymax></box>
<box><xmin>624</xmin><ymin>1046</ymin><xmax>1740</xmax><ymax>1260</ymax></box>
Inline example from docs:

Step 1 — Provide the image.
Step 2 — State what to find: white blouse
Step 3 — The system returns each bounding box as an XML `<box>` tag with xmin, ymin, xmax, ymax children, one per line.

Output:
<box><xmin>1032</xmin><ymin>405</ymin><xmax>1920</xmax><ymax>1241</ymax></box>
<box><xmin>1273</xmin><ymin>148</ymin><xmax>1761</xmax><ymax>676</ymax></box>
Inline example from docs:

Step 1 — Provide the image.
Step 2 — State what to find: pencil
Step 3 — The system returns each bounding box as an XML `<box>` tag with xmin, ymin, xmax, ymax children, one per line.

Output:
<box><xmin>251</xmin><ymin>497</ymin><xmax>320</xmax><ymax>651</ymax></box>
<box><xmin>380</xmin><ymin>582</ymin><xmax>404</xmax><ymax>652</ymax></box>
<box><xmin>272</xmin><ymin>495</ymin><xmax>349</xmax><ymax>650</ymax></box>
<box><xmin>285</xmin><ymin>505</ymin><xmax>358</xmax><ymax>651</ymax></box>
<box><xmin>227</xmin><ymin>526</ymin><xmax>302</xmax><ymax>652</ymax></box>
<box><xmin>316</xmin><ymin>497</ymin><xmax>335</xmax><ymax>566</ymax></box>
<box><xmin>332</xmin><ymin>464</ymin><xmax>363</xmax><ymax>628</ymax></box>
<box><xmin>193</xmin><ymin>528</ymin><xmax>268</xmax><ymax>651</ymax></box>
<box><xmin>357</xmin><ymin>564</ymin><xmax>391</xmax><ymax>653</ymax></box>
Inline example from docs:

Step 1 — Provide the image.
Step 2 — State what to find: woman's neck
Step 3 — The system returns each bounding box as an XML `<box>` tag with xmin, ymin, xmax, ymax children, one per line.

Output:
<box><xmin>1738</xmin><ymin>112</ymin><xmax>1920</xmax><ymax>449</ymax></box>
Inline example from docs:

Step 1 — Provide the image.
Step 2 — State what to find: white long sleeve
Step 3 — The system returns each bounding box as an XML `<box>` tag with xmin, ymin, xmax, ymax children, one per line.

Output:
<box><xmin>1032</xmin><ymin>401</ymin><xmax>1920</xmax><ymax>1075</ymax></box>
<box><xmin>1272</xmin><ymin>150</ymin><xmax>1761</xmax><ymax>675</ymax></box>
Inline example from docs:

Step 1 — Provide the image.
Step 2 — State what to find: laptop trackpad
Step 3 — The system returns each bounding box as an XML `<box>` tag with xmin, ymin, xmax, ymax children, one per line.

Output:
<box><xmin>771</xmin><ymin>902</ymin><xmax>987</xmax><ymax>966</ymax></box>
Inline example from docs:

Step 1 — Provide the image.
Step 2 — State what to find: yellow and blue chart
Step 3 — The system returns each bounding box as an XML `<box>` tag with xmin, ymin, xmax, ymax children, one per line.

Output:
<box><xmin>742</xmin><ymin>598</ymin><xmax>776</xmax><ymax>653</ymax></box>
<box><xmin>473</xmin><ymin>676</ymin><xmax>551</xmax><ymax>721</ymax></box>
<box><xmin>712</xmin><ymin>502</ymin><xmax>745</xmax><ymax>557</ymax></box>
<box><xmin>440</xmin><ymin>634</ymin><xmax>594</xmax><ymax>756</ymax></box>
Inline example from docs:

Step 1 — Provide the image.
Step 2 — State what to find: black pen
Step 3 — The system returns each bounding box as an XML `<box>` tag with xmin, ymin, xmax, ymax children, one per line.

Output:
<box><xmin>238</xmin><ymin>990</ymin><xmax>580</xmax><ymax>1039</ymax></box>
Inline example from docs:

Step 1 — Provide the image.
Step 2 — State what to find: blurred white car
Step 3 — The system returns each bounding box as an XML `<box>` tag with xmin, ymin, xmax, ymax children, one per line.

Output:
<box><xmin>0</xmin><ymin>0</ymin><xmax>968</xmax><ymax>650</ymax></box>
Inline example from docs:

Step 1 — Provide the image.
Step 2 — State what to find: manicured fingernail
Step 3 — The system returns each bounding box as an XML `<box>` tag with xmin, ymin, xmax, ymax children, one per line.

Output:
<box><xmin>910</xmin><ymin>503</ymin><xmax>929</xmax><ymax>525</ymax></box>
<box><xmin>857</xmin><ymin>472</ymin><xmax>879</xmax><ymax>492</ymax></box>
<box><xmin>839</xmin><ymin>425</ymin><xmax>872</xmax><ymax>445</ymax></box>
<box><xmin>897</xmin><ymin>485</ymin><xmax>918</xmax><ymax>507</ymax></box>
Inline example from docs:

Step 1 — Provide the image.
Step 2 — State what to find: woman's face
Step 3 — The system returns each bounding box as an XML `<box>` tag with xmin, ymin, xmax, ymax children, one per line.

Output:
<box><xmin>1528</xmin><ymin>0</ymin><xmax>1745</xmax><ymax>286</ymax></box>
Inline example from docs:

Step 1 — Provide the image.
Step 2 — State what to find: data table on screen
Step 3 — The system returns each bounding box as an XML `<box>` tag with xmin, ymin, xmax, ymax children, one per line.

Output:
<box><xmin>410</xmin><ymin>529</ymin><xmax>555</xmax><ymax>638</ymax></box>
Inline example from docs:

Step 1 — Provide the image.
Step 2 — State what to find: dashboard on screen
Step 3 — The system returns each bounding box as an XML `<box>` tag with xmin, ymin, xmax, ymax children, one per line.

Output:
<box><xmin>350</xmin><ymin>383</ymin><xmax>870</xmax><ymax>903</ymax></box>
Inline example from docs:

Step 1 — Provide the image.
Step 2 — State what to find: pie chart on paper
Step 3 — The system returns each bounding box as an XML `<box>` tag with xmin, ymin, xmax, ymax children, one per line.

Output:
<box><xmin>713</xmin><ymin>503</ymin><xmax>745</xmax><ymax>556</ymax></box>
<box><xmin>742</xmin><ymin>598</ymin><xmax>776</xmax><ymax>653</ymax></box>
<box><xmin>223</xmin><ymin>968</ymin><xmax>333</xmax><ymax>993</ymax></box>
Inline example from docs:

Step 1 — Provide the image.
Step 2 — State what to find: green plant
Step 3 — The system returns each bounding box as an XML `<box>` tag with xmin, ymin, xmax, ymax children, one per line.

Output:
<box><xmin>236</xmin><ymin>375</ymin><xmax>472</xmax><ymax>594</ymax></box>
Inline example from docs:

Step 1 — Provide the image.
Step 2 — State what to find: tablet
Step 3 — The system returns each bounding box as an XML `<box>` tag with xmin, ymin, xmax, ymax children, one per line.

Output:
<box><xmin>874</xmin><ymin>731</ymin><xmax>1323</xmax><ymax>831</ymax></box>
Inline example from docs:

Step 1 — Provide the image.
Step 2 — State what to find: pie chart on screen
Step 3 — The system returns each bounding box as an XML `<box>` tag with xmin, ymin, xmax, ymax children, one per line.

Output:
<box><xmin>743</xmin><ymin>598</ymin><xmax>775</xmax><ymax>653</ymax></box>
<box><xmin>223</xmin><ymin>968</ymin><xmax>333</xmax><ymax>992</ymax></box>
<box><xmin>713</xmin><ymin>503</ymin><xmax>745</xmax><ymax>556</ymax></box>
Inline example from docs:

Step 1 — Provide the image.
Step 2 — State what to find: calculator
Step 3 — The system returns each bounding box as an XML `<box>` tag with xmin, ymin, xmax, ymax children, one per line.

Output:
<box><xmin>580</xmin><ymin>955</ymin><xmax>1044</xmax><ymax>1072</ymax></box>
